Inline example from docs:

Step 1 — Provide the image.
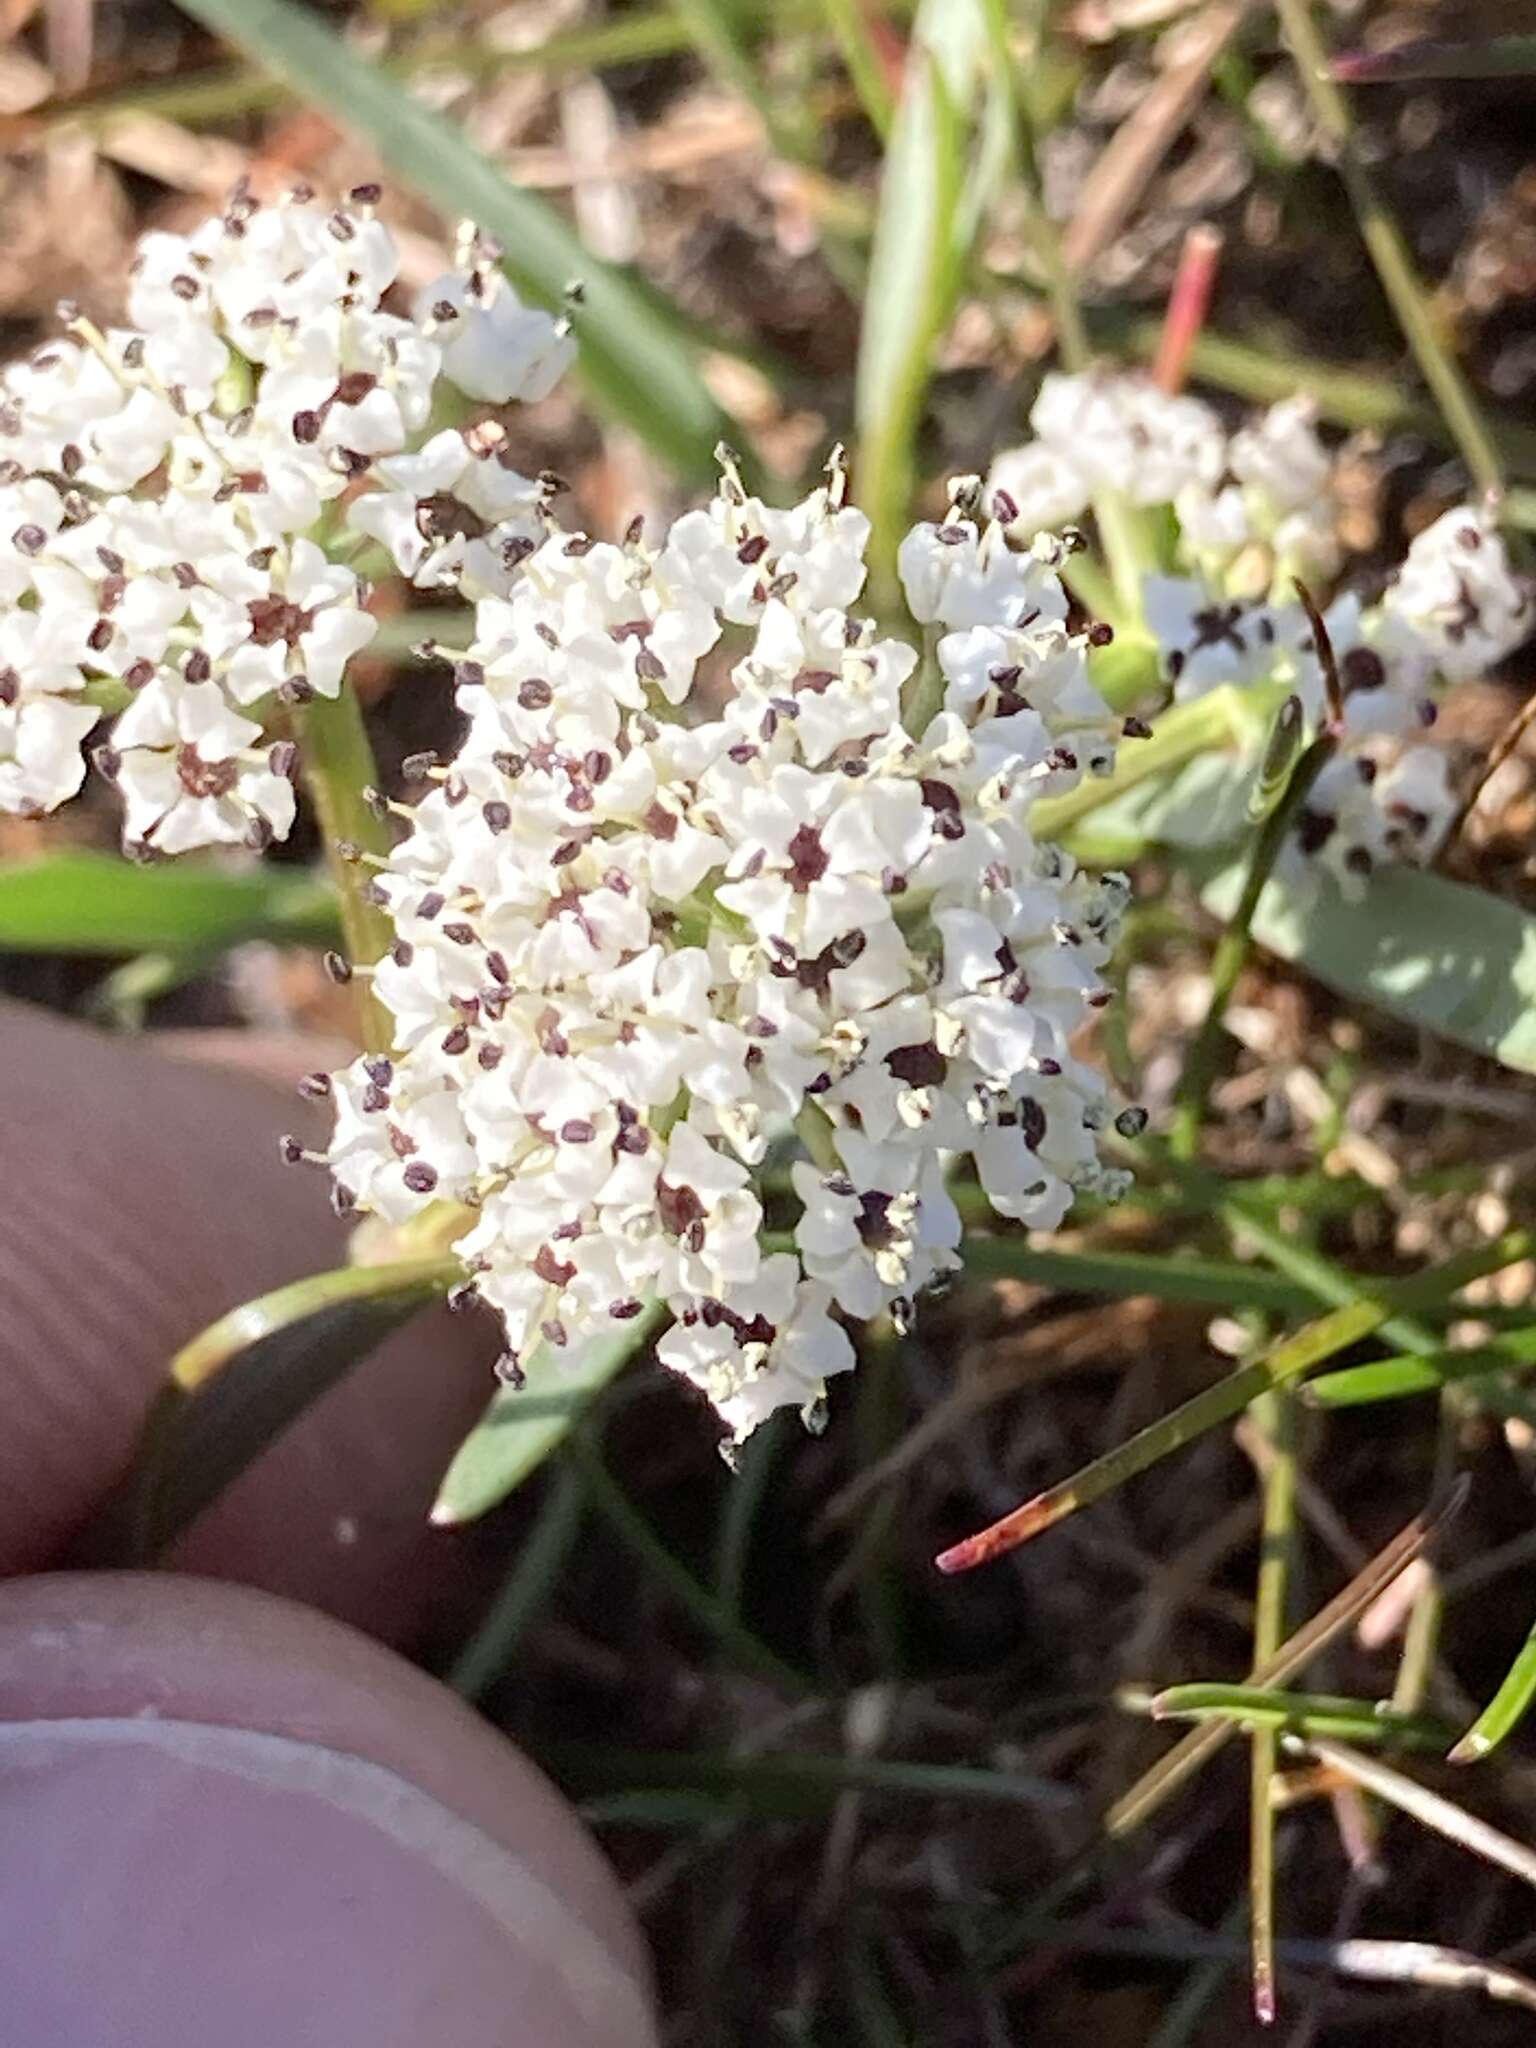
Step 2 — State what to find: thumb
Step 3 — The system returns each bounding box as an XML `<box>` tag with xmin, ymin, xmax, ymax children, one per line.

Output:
<box><xmin>0</xmin><ymin>997</ymin><xmax>496</xmax><ymax>1637</ymax></box>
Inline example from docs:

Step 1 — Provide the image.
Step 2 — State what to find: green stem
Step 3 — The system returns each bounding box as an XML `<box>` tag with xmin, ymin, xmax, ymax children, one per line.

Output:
<box><xmin>1275</xmin><ymin>0</ymin><xmax>1504</xmax><ymax>498</ymax></box>
<box><xmin>1247</xmin><ymin>1388</ymin><xmax>1297</xmax><ymax>2025</ymax></box>
<box><xmin>294</xmin><ymin>685</ymin><xmax>394</xmax><ymax>1052</ymax></box>
<box><xmin>1147</xmin><ymin>1683</ymin><xmax>1455</xmax><ymax>1751</ymax></box>
<box><xmin>571</xmin><ymin>1434</ymin><xmax>815</xmax><ymax>1697</ymax></box>
<box><xmin>1104</xmin><ymin>1489</ymin><xmax>1457</xmax><ymax>1838</ymax></box>
<box><xmin>935</xmin><ymin>1231</ymin><xmax>1528</xmax><ymax>1575</ymax></box>
<box><xmin>1448</xmin><ymin>1611</ymin><xmax>1536</xmax><ymax>1763</ymax></box>
<box><xmin>1170</xmin><ymin>718</ymin><xmax>1334</xmax><ymax>1160</ymax></box>
<box><xmin>818</xmin><ymin>0</ymin><xmax>896</xmax><ymax>138</ymax></box>
<box><xmin>448</xmin><ymin>1462</ymin><xmax>586</xmax><ymax>1702</ymax></box>
<box><xmin>1031</xmin><ymin>681</ymin><xmax>1285</xmax><ymax>842</ymax></box>
<box><xmin>980</xmin><ymin>0</ymin><xmax>1145</xmax><ymax>623</ymax></box>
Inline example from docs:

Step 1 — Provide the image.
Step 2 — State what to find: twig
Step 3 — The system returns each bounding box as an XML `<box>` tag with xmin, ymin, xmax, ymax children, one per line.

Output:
<box><xmin>1103</xmin><ymin>1483</ymin><xmax>1466</xmax><ymax>1839</ymax></box>
<box><xmin>1295</xmin><ymin>1736</ymin><xmax>1536</xmax><ymax>1891</ymax></box>
<box><xmin>1154</xmin><ymin>222</ymin><xmax>1224</xmax><ymax>395</ymax></box>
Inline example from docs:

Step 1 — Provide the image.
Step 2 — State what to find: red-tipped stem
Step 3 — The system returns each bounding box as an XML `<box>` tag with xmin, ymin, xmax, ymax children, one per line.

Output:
<box><xmin>1153</xmin><ymin>222</ymin><xmax>1224</xmax><ymax>395</ymax></box>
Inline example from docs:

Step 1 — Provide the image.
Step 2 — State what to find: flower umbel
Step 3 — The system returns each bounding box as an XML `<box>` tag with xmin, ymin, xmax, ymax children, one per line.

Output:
<box><xmin>0</xmin><ymin>182</ymin><xmax>572</xmax><ymax>851</ymax></box>
<box><xmin>321</xmin><ymin>467</ymin><xmax>1135</xmax><ymax>1441</ymax></box>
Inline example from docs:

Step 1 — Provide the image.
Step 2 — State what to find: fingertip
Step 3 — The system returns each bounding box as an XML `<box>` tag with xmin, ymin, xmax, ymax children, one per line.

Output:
<box><xmin>0</xmin><ymin>1573</ymin><xmax>655</xmax><ymax>2048</ymax></box>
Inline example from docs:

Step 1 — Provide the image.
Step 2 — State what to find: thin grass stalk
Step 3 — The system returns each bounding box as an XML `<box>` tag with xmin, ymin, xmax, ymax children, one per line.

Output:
<box><xmin>1170</xmin><ymin>709</ymin><xmax>1335</xmax><ymax>1160</ymax></box>
<box><xmin>447</xmin><ymin>1461</ymin><xmax>586</xmax><ymax>1701</ymax></box>
<box><xmin>818</xmin><ymin>0</ymin><xmax>898</xmax><ymax>137</ymax></box>
<box><xmin>293</xmin><ymin>685</ymin><xmax>393</xmax><ymax>1051</ymax></box>
<box><xmin>1247</xmin><ymin>1389</ymin><xmax>1297</xmax><ymax>2024</ymax></box>
<box><xmin>984</xmin><ymin>0</ymin><xmax>1146</xmax><ymax>620</ymax></box>
<box><xmin>571</xmin><ymin>1434</ymin><xmax>816</xmax><ymax>1697</ymax></box>
<box><xmin>1103</xmin><ymin>1485</ymin><xmax>1462</xmax><ymax>1838</ymax></box>
<box><xmin>1296</xmin><ymin>1737</ymin><xmax>1536</xmax><ymax>1890</ymax></box>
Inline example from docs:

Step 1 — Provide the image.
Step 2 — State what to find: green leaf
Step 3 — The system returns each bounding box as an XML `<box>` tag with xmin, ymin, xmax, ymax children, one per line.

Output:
<box><xmin>960</xmin><ymin>1236</ymin><xmax>1316</xmax><ymax>1315</ymax></box>
<box><xmin>1203</xmin><ymin>864</ymin><xmax>1536</xmax><ymax>1076</ymax></box>
<box><xmin>174</xmin><ymin>0</ymin><xmax>740</xmax><ymax>481</ymax></box>
<box><xmin>854</xmin><ymin>0</ymin><xmax>991</xmax><ymax>586</ymax></box>
<box><xmin>1449</xmin><ymin>1612</ymin><xmax>1536</xmax><ymax>1763</ymax></box>
<box><xmin>1309</xmin><ymin>1329</ymin><xmax>1536</xmax><ymax>1409</ymax></box>
<box><xmin>431</xmin><ymin>1302</ymin><xmax>663</xmax><ymax>1526</ymax></box>
<box><xmin>0</xmin><ymin>850</ymin><xmax>336</xmax><ymax>954</ymax></box>
<box><xmin>1148</xmin><ymin>1682</ymin><xmax>1455</xmax><ymax>1751</ymax></box>
<box><xmin>91</xmin><ymin>1256</ymin><xmax>457</xmax><ymax>1562</ymax></box>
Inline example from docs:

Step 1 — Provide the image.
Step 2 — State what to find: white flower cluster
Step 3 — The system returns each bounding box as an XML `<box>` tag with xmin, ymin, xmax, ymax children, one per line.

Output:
<box><xmin>320</xmin><ymin>469</ymin><xmax>1137</xmax><ymax>1441</ymax></box>
<box><xmin>0</xmin><ymin>185</ymin><xmax>572</xmax><ymax>848</ymax></box>
<box><xmin>989</xmin><ymin>371</ymin><xmax>1343</xmax><ymax>587</ymax></box>
<box><xmin>990</xmin><ymin>373</ymin><xmax>1533</xmax><ymax>897</ymax></box>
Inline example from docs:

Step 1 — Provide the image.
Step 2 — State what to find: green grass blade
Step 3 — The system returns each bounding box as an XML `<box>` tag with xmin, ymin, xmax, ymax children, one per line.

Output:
<box><xmin>1104</xmin><ymin>1486</ymin><xmax>1461</xmax><ymax>1838</ymax></box>
<box><xmin>448</xmin><ymin>1461</ymin><xmax>586</xmax><ymax>1701</ymax></box>
<box><xmin>934</xmin><ymin>1297</ymin><xmax>1389</xmax><ymax>1573</ymax></box>
<box><xmin>570</xmin><ymin>1436</ymin><xmax>816</xmax><ymax>1696</ymax></box>
<box><xmin>1276</xmin><ymin>0</ymin><xmax>1504</xmax><ymax>496</ymax></box>
<box><xmin>0</xmin><ymin>850</ymin><xmax>336</xmax><ymax>954</ymax></box>
<box><xmin>1448</xmin><ymin>1613</ymin><xmax>1536</xmax><ymax>1763</ymax></box>
<box><xmin>819</xmin><ymin>0</ymin><xmax>897</xmax><ymax>138</ymax></box>
<box><xmin>960</xmin><ymin>1237</ymin><xmax>1317</xmax><ymax>1314</ymax></box>
<box><xmin>175</xmin><ymin>0</ymin><xmax>741</xmax><ymax>480</ymax></box>
<box><xmin>854</xmin><ymin>0</ymin><xmax>986</xmax><ymax>591</ymax></box>
<box><xmin>1309</xmin><ymin>1331</ymin><xmax>1536</xmax><ymax>1409</ymax></box>
<box><xmin>936</xmin><ymin>1233</ymin><xmax>1522</xmax><ymax>1574</ymax></box>
<box><xmin>431</xmin><ymin>1302</ymin><xmax>663</xmax><ymax>1526</ymax></box>
<box><xmin>547</xmin><ymin>1740</ymin><xmax>1078</xmax><ymax>1816</ymax></box>
<box><xmin>1150</xmin><ymin>1683</ymin><xmax>1455</xmax><ymax>1750</ymax></box>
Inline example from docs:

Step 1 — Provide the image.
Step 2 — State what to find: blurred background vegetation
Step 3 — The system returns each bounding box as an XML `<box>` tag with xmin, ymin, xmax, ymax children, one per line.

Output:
<box><xmin>13</xmin><ymin>0</ymin><xmax>1536</xmax><ymax>2041</ymax></box>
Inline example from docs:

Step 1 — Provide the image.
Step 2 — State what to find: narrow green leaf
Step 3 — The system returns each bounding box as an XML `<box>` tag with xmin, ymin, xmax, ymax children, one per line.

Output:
<box><xmin>935</xmin><ymin>1296</ymin><xmax>1391</xmax><ymax>1572</ymax></box>
<box><xmin>431</xmin><ymin>1302</ymin><xmax>663</xmax><ymax>1526</ymax></box>
<box><xmin>92</xmin><ymin>1256</ymin><xmax>457</xmax><ymax>1561</ymax></box>
<box><xmin>174</xmin><ymin>0</ymin><xmax>741</xmax><ymax>480</ymax></box>
<box><xmin>0</xmin><ymin>850</ymin><xmax>336</xmax><ymax>954</ymax></box>
<box><xmin>1104</xmin><ymin>1486</ymin><xmax>1463</xmax><ymax>1840</ymax></box>
<box><xmin>936</xmin><ymin>1235</ymin><xmax>1523</xmax><ymax>1574</ymax></box>
<box><xmin>573</xmin><ymin>1432</ymin><xmax>816</xmax><ymax>1694</ymax></box>
<box><xmin>1309</xmin><ymin>1330</ymin><xmax>1536</xmax><ymax>1408</ymax></box>
<box><xmin>854</xmin><ymin>0</ymin><xmax>988</xmax><ymax>587</ymax></box>
<box><xmin>548</xmin><ymin>1740</ymin><xmax>1079</xmax><ymax>1816</ymax></box>
<box><xmin>448</xmin><ymin>1462</ymin><xmax>587</xmax><ymax>1701</ymax></box>
<box><xmin>961</xmin><ymin>1237</ymin><xmax>1316</xmax><ymax>1315</ymax></box>
<box><xmin>1203</xmin><ymin>864</ymin><xmax>1536</xmax><ymax>1076</ymax></box>
<box><xmin>1150</xmin><ymin>1683</ymin><xmax>1455</xmax><ymax>1751</ymax></box>
<box><xmin>1448</xmin><ymin>1612</ymin><xmax>1536</xmax><ymax>1763</ymax></box>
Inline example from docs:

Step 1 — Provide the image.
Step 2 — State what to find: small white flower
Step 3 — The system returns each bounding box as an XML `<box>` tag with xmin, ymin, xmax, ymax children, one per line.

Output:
<box><xmin>0</xmin><ymin>691</ymin><xmax>96</xmax><ymax>813</ymax></box>
<box><xmin>1384</xmin><ymin>505</ymin><xmax>1531</xmax><ymax>681</ymax></box>
<box><xmin>416</xmin><ymin>268</ymin><xmax>575</xmax><ymax>405</ymax></box>
<box><xmin>113</xmin><ymin>678</ymin><xmax>295</xmax><ymax>853</ymax></box>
